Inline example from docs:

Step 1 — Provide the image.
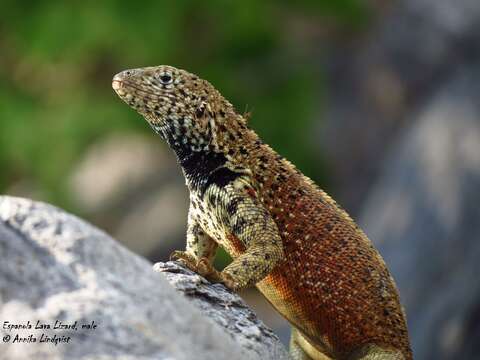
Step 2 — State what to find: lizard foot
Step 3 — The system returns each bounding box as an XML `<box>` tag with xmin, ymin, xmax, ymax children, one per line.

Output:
<box><xmin>197</xmin><ymin>258</ymin><xmax>239</xmax><ymax>290</ymax></box>
<box><xmin>169</xmin><ymin>251</ymin><xmax>238</xmax><ymax>290</ymax></box>
<box><xmin>169</xmin><ymin>250</ymin><xmax>198</xmax><ymax>272</ymax></box>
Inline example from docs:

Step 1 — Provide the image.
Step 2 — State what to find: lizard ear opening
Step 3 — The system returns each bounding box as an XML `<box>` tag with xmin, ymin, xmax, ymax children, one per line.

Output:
<box><xmin>195</xmin><ymin>103</ymin><xmax>206</xmax><ymax>119</ymax></box>
<box><xmin>193</xmin><ymin>102</ymin><xmax>217</xmax><ymax>145</ymax></box>
<box><xmin>195</xmin><ymin>102</ymin><xmax>216</xmax><ymax>120</ymax></box>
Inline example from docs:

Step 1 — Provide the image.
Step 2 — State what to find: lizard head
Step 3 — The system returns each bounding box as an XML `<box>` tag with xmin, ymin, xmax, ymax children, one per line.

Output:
<box><xmin>112</xmin><ymin>65</ymin><xmax>246</xmax><ymax>154</ymax></box>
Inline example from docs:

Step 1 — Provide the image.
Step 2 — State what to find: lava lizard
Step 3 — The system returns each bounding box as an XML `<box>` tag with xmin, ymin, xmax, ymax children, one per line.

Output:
<box><xmin>112</xmin><ymin>65</ymin><xmax>412</xmax><ymax>360</ymax></box>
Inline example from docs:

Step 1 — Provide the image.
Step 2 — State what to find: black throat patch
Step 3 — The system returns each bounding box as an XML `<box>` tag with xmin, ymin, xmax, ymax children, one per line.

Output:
<box><xmin>155</xmin><ymin>121</ymin><xmax>240</xmax><ymax>195</ymax></box>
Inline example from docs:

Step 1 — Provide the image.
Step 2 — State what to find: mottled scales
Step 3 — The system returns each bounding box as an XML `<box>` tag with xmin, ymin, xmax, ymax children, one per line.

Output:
<box><xmin>112</xmin><ymin>65</ymin><xmax>412</xmax><ymax>360</ymax></box>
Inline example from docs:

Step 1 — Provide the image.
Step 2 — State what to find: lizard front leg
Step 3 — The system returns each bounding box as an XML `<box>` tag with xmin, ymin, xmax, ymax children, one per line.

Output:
<box><xmin>206</xmin><ymin>176</ymin><xmax>285</xmax><ymax>290</ymax></box>
<box><xmin>170</xmin><ymin>205</ymin><xmax>218</xmax><ymax>277</ymax></box>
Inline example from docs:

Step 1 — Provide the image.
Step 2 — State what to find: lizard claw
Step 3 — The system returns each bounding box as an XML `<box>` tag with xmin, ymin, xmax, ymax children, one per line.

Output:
<box><xmin>219</xmin><ymin>272</ymin><xmax>238</xmax><ymax>290</ymax></box>
<box><xmin>197</xmin><ymin>259</ymin><xmax>239</xmax><ymax>290</ymax></box>
<box><xmin>196</xmin><ymin>257</ymin><xmax>214</xmax><ymax>276</ymax></box>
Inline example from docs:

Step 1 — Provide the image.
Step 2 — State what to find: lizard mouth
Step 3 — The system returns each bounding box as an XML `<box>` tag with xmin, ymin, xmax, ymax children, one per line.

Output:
<box><xmin>112</xmin><ymin>74</ymin><xmax>125</xmax><ymax>96</ymax></box>
<box><xmin>112</xmin><ymin>79</ymin><xmax>122</xmax><ymax>91</ymax></box>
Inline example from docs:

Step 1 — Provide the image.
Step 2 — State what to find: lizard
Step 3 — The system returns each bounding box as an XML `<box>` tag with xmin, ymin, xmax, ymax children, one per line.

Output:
<box><xmin>112</xmin><ymin>65</ymin><xmax>412</xmax><ymax>360</ymax></box>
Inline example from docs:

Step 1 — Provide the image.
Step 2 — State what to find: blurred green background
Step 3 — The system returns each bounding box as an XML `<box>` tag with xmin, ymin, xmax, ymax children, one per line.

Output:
<box><xmin>0</xmin><ymin>0</ymin><xmax>367</xmax><ymax>212</ymax></box>
<box><xmin>0</xmin><ymin>0</ymin><xmax>370</xmax><ymax>349</ymax></box>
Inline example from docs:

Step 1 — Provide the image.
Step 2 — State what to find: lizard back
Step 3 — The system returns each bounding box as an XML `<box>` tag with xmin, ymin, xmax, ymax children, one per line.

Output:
<box><xmin>246</xmin><ymin>141</ymin><xmax>412</xmax><ymax>359</ymax></box>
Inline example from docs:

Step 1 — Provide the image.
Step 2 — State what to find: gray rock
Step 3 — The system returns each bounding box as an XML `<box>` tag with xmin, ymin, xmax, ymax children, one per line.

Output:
<box><xmin>0</xmin><ymin>196</ymin><xmax>288</xmax><ymax>360</ymax></box>
<box><xmin>154</xmin><ymin>262</ymin><xmax>288</xmax><ymax>358</ymax></box>
<box><xmin>360</xmin><ymin>67</ymin><xmax>480</xmax><ymax>360</ymax></box>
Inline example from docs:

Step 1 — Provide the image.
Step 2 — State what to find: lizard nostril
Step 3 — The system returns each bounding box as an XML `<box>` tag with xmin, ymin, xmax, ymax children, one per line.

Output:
<box><xmin>123</xmin><ymin>70</ymin><xmax>135</xmax><ymax>78</ymax></box>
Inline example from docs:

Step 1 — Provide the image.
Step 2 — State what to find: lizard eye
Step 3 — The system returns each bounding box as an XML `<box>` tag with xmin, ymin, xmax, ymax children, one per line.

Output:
<box><xmin>158</xmin><ymin>73</ymin><xmax>173</xmax><ymax>85</ymax></box>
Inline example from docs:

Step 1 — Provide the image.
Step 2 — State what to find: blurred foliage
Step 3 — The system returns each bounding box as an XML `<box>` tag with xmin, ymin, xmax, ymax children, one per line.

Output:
<box><xmin>0</xmin><ymin>0</ymin><xmax>368</xmax><ymax>209</ymax></box>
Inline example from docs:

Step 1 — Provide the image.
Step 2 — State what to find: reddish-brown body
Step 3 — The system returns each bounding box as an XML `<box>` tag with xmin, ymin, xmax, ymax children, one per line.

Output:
<box><xmin>240</xmin><ymin>143</ymin><xmax>412</xmax><ymax>359</ymax></box>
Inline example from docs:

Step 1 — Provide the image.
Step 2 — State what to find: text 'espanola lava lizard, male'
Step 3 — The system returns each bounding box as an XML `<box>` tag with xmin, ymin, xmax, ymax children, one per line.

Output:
<box><xmin>112</xmin><ymin>65</ymin><xmax>412</xmax><ymax>360</ymax></box>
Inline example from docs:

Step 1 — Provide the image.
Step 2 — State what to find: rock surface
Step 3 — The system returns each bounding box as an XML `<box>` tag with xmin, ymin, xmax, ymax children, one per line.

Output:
<box><xmin>154</xmin><ymin>262</ymin><xmax>286</xmax><ymax>355</ymax></box>
<box><xmin>0</xmin><ymin>196</ymin><xmax>288</xmax><ymax>360</ymax></box>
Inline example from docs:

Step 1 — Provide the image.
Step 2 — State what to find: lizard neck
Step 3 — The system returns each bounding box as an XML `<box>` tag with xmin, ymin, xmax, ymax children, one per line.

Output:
<box><xmin>152</xmin><ymin>119</ymin><xmax>238</xmax><ymax>194</ymax></box>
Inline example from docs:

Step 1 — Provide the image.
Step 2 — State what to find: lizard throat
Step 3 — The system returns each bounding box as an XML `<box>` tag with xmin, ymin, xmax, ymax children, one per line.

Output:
<box><xmin>150</xmin><ymin>119</ymin><xmax>239</xmax><ymax>194</ymax></box>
